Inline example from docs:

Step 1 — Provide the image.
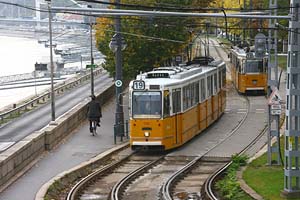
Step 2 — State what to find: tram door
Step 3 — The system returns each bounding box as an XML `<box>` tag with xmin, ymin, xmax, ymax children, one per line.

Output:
<box><xmin>172</xmin><ymin>89</ymin><xmax>181</xmax><ymax>145</ymax></box>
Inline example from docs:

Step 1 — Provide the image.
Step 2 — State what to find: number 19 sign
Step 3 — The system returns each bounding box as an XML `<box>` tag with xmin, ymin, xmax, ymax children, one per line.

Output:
<box><xmin>133</xmin><ymin>80</ymin><xmax>145</xmax><ymax>90</ymax></box>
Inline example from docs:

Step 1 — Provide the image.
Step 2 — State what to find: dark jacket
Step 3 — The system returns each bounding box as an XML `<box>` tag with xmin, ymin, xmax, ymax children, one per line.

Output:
<box><xmin>87</xmin><ymin>100</ymin><xmax>102</xmax><ymax>120</ymax></box>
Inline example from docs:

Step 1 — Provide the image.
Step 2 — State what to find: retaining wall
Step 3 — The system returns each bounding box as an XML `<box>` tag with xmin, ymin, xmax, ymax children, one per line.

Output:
<box><xmin>0</xmin><ymin>81</ymin><xmax>115</xmax><ymax>192</ymax></box>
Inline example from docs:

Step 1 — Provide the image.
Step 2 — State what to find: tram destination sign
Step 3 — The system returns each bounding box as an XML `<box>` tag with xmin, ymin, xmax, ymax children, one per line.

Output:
<box><xmin>133</xmin><ymin>80</ymin><xmax>145</xmax><ymax>90</ymax></box>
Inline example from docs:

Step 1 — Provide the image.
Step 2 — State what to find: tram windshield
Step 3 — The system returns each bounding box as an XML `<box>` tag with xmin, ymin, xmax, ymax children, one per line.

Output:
<box><xmin>245</xmin><ymin>60</ymin><xmax>264</xmax><ymax>73</ymax></box>
<box><xmin>132</xmin><ymin>91</ymin><xmax>162</xmax><ymax>118</ymax></box>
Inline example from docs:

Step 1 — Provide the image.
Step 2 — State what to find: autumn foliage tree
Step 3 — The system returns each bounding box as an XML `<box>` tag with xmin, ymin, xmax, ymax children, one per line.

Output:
<box><xmin>95</xmin><ymin>0</ymin><xmax>213</xmax><ymax>80</ymax></box>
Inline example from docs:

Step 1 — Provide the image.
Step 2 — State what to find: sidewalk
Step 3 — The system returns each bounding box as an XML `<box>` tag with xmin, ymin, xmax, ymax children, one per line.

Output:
<box><xmin>0</xmin><ymin>97</ymin><xmax>129</xmax><ymax>200</ymax></box>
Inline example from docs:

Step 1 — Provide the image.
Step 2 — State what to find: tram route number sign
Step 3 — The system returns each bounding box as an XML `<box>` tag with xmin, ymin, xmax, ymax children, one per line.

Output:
<box><xmin>271</xmin><ymin>104</ymin><xmax>282</xmax><ymax>115</ymax></box>
<box><xmin>132</xmin><ymin>80</ymin><xmax>145</xmax><ymax>90</ymax></box>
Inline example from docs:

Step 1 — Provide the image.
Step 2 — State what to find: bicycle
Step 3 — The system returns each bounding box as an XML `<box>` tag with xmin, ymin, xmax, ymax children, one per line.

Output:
<box><xmin>91</xmin><ymin>120</ymin><xmax>98</xmax><ymax>136</ymax></box>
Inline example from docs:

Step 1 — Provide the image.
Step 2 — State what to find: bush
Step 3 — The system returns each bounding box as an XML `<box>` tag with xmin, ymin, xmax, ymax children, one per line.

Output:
<box><xmin>215</xmin><ymin>154</ymin><xmax>252</xmax><ymax>200</ymax></box>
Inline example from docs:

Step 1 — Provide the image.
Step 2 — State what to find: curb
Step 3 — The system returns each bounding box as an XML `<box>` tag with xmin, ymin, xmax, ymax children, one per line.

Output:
<box><xmin>237</xmin><ymin>166</ymin><xmax>264</xmax><ymax>200</ymax></box>
<box><xmin>35</xmin><ymin>142</ymin><xmax>129</xmax><ymax>200</ymax></box>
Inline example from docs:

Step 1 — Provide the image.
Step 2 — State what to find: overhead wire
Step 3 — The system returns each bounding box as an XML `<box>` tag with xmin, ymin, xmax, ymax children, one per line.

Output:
<box><xmin>77</xmin><ymin>0</ymin><xmax>291</xmax><ymax>12</ymax></box>
<box><xmin>0</xmin><ymin>0</ymin><xmax>295</xmax><ymax>42</ymax></box>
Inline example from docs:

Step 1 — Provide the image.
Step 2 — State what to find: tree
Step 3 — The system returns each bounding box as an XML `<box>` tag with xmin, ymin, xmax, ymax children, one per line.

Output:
<box><xmin>95</xmin><ymin>0</ymin><xmax>213</xmax><ymax>80</ymax></box>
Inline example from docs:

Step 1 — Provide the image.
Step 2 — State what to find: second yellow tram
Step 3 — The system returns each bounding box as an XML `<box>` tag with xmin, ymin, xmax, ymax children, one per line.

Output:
<box><xmin>229</xmin><ymin>47</ymin><xmax>268</xmax><ymax>94</ymax></box>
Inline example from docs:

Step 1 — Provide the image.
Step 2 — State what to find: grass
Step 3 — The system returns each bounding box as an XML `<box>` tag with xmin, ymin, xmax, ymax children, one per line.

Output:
<box><xmin>243</xmin><ymin>138</ymin><xmax>285</xmax><ymax>200</ymax></box>
<box><xmin>278</xmin><ymin>55</ymin><xmax>287</xmax><ymax>70</ymax></box>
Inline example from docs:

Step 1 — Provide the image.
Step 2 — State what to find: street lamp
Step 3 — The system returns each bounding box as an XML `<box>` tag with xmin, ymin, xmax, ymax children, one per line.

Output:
<box><xmin>109</xmin><ymin>32</ymin><xmax>127</xmax><ymax>143</ymax></box>
<box><xmin>109</xmin><ymin>34</ymin><xmax>127</xmax><ymax>52</ymax></box>
<box><xmin>45</xmin><ymin>0</ymin><xmax>55</xmax><ymax>121</ymax></box>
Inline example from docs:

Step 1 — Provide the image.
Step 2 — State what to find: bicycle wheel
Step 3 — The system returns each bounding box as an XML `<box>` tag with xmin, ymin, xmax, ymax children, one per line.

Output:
<box><xmin>92</xmin><ymin>121</ymin><xmax>97</xmax><ymax>136</ymax></box>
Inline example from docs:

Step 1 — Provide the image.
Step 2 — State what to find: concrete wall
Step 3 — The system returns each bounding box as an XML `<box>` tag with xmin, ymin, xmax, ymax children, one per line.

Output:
<box><xmin>0</xmin><ymin>81</ymin><xmax>115</xmax><ymax>192</ymax></box>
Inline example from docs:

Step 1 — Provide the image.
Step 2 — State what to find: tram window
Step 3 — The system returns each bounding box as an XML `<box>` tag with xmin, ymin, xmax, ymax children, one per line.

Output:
<box><xmin>218</xmin><ymin>71</ymin><xmax>222</xmax><ymax>89</ymax></box>
<box><xmin>213</xmin><ymin>73</ymin><xmax>218</xmax><ymax>95</ymax></box>
<box><xmin>222</xmin><ymin>67</ymin><xmax>226</xmax><ymax>87</ymax></box>
<box><xmin>207</xmin><ymin>76</ymin><xmax>212</xmax><ymax>97</ymax></box>
<box><xmin>190</xmin><ymin>83</ymin><xmax>194</xmax><ymax>106</ymax></box>
<box><xmin>200</xmin><ymin>79</ymin><xmax>206</xmax><ymax>102</ymax></box>
<box><xmin>172</xmin><ymin>89</ymin><xmax>181</xmax><ymax>113</ymax></box>
<box><xmin>239</xmin><ymin>61</ymin><xmax>243</xmax><ymax>73</ymax></box>
<box><xmin>132</xmin><ymin>91</ymin><xmax>161</xmax><ymax>118</ymax></box>
<box><xmin>264</xmin><ymin>58</ymin><xmax>268</xmax><ymax>72</ymax></box>
<box><xmin>195</xmin><ymin>82</ymin><xmax>199</xmax><ymax>103</ymax></box>
<box><xmin>191</xmin><ymin>82</ymin><xmax>198</xmax><ymax>106</ymax></box>
<box><xmin>183</xmin><ymin>85</ymin><xmax>188</xmax><ymax>110</ymax></box>
<box><xmin>245</xmin><ymin>60</ymin><xmax>264</xmax><ymax>73</ymax></box>
<box><xmin>163</xmin><ymin>90</ymin><xmax>170</xmax><ymax>118</ymax></box>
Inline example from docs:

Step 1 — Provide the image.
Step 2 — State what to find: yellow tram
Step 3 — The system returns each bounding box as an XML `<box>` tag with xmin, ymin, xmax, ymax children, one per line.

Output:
<box><xmin>129</xmin><ymin>60</ymin><xmax>226</xmax><ymax>151</ymax></box>
<box><xmin>229</xmin><ymin>47</ymin><xmax>268</xmax><ymax>94</ymax></box>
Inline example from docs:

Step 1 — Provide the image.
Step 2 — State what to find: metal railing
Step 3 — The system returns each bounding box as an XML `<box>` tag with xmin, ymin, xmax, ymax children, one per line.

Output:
<box><xmin>0</xmin><ymin>68</ymin><xmax>103</xmax><ymax>124</ymax></box>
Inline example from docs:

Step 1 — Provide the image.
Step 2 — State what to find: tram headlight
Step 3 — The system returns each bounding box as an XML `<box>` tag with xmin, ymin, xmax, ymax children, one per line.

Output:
<box><xmin>252</xmin><ymin>80</ymin><xmax>257</xmax><ymax>85</ymax></box>
<box><xmin>144</xmin><ymin>132</ymin><xmax>150</xmax><ymax>137</ymax></box>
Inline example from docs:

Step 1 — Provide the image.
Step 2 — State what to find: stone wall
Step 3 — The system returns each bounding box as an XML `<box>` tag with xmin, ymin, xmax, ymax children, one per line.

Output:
<box><xmin>0</xmin><ymin>81</ymin><xmax>114</xmax><ymax>192</ymax></box>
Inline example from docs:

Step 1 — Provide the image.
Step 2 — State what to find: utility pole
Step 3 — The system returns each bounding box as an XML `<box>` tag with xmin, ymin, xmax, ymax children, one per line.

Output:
<box><xmin>282</xmin><ymin>0</ymin><xmax>300</xmax><ymax>198</ymax></box>
<box><xmin>267</xmin><ymin>0</ymin><xmax>280</xmax><ymax>166</ymax></box>
<box><xmin>45</xmin><ymin>0</ymin><xmax>55</xmax><ymax>121</ymax></box>
<box><xmin>243</xmin><ymin>0</ymin><xmax>246</xmax><ymax>45</ymax></box>
<box><xmin>249</xmin><ymin>0</ymin><xmax>253</xmax><ymax>43</ymax></box>
<box><xmin>88</xmin><ymin>5</ymin><xmax>94</xmax><ymax>97</ymax></box>
<box><xmin>114</xmin><ymin>0</ymin><xmax>125</xmax><ymax>141</ymax></box>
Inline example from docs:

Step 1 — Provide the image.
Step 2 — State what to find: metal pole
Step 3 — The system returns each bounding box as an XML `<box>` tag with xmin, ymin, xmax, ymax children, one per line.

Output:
<box><xmin>221</xmin><ymin>9</ymin><xmax>228</xmax><ymax>40</ymax></box>
<box><xmin>114</xmin><ymin>0</ymin><xmax>124</xmax><ymax>141</ymax></box>
<box><xmin>267</xmin><ymin>0</ymin><xmax>280</xmax><ymax>166</ymax></box>
<box><xmin>46</xmin><ymin>0</ymin><xmax>55</xmax><ymax>121</ymax></box>
<box><xmin>243</xmin><ymin>0</ymin><xmax>246</xmax><ymax>45</ymax></box>
<box><xmin>206</xmin><ymin>22</ymin><xmax>210</xmax><ymax>57</ymax></box>
<box><xmin>249</xmin><ymin>0</ymin><xmax>253</xmax><ymax>43</ymax></box>
<box><xmin>282</xmin><ymin>1</ymin><xmax>300</xmax><ymax>198</ymax></box>
<box><xmin>88</xmin><ymin>5</ymin><xmax>94</xmax><ymax>96</ymax></box>
<box><xmin>34</xmin><ymin>70</ymin><xmax>37</xmax><ymax>96</ymax></box>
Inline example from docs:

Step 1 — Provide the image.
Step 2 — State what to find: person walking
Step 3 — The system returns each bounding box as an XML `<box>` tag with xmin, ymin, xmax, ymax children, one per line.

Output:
<box><xmin>87</xmin><ymin>95</ymin><xmax>102</xmax><ymax>133</ymax></box>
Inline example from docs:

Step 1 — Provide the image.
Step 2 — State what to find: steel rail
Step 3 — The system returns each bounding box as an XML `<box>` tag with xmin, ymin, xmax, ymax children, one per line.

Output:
<box><xmin>204</xmin><ymin>40</ymin><xmax>253</xmax><ymax>200</ymax></box>
<box><xmin>66</xmin><ymin>152</ymin><xmax>133</xmax><ymax>200</ymax></box>
<box><xmin>161</xmin><ymin>38</ymin><xmax>251</xmax><ymax>200</ymax></box>
<box><xmin>161</xmin><ymin>156</ymin><xmax>200</xmax><ymax>200</ymax></box>
<box><xmin>161</xmin><ymin>95</ymin><xmax>250</xmax><ymax>200</ymax></box>
<box><xmin>205</xmin><ymin>112</ymin><xmax>269</xmax><ymax>200</ymax></box>
<box><xmin>110</xmin><ymin>156</ymin><xmax>164</xmax><ymax>200</ymax></box>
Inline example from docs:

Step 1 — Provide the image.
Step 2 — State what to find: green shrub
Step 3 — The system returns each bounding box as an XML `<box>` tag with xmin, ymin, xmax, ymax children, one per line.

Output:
<box><xmin>215</xmin><ymin>154</ymin><xmax>252</xmax><ymax>200</ymax></box>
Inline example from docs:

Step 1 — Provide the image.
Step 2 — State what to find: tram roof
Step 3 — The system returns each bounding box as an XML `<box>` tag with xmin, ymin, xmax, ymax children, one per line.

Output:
<box><xmin>131</xmin><ymin>60</ymin><xmax>224</xmax><ymax>88</ymax></box>
<box><xmin>231</xmin><ymin>46</ymin><xmax>267</xmax><ymax>58</ymax></box>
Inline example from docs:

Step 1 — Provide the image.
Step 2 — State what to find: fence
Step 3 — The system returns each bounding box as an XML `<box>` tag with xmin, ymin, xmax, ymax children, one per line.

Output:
<box><xmin>0</xmin><ymin>68</ymin><xmax>103</xmax><ymax>124</ymax></box>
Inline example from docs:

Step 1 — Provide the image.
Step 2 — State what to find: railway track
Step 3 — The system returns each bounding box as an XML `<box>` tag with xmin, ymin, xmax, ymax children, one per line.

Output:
<box><xmin>66</xmin><ymin>152</ymin><xmax>164</xmax><ymax>200</ymax></box>
<box><xmin>64</xmin><ymin>87</ymin><xmax>251</xmax><ymax>200</ymax></box>
<box><xmin>160</xmin><ymin>88</ymin><xmax>250</xmax><ymax>200</ymax></box>
<box><xmin>201</xmin><ymin>39</ymin><xmax>269</xmax><ymax>199</ymax></box>
<box><xmin>63</xmin><ymin>38</ymin><xmax>268</xmax><ymax>200</ymax></box>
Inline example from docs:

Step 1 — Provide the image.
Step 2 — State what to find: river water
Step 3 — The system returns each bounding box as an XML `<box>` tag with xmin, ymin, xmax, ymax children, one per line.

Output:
<box><xmin>0</xmin><ymin>35</ymin><xmax>50</xmax><ymax>76</ymax></box>
<box><xmin>0</xmin><ymin>35</ymin><xmax>73</xmax><ymax>110</ymax></box>
<box><xmin>0</xmin><ymin>28</ymin><xmax>103</xmax><ymax>110</ymax></box>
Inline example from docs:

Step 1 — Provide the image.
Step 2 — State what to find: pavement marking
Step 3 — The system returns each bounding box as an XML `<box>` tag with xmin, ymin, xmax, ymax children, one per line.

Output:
<box><xmin>237</xmin><ymin>112</ymin><xmax>247</xmax><ymax>114</ymax></box>
<box><xmin>0</xmin><ymin>142</ymin><xmax>15</xmax><ymax>152</ymax></box>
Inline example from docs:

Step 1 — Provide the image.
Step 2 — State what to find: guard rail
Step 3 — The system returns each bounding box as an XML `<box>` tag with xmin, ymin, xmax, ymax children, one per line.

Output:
<box><xmin>0</xmin><ymin>68</ymin><xmax>103</xmax><ymax>125</ymax></box>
